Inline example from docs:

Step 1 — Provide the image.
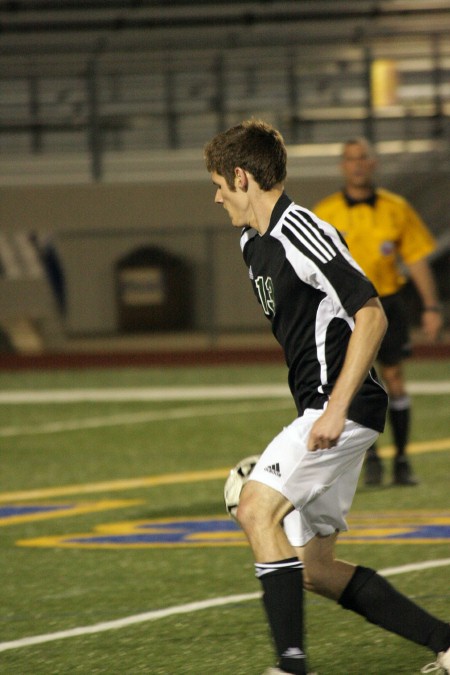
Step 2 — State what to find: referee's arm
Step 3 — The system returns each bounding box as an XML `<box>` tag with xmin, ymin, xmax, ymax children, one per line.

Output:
<box><xmin>407</xmin><ymin>257</ymin><xmax>443</xmax><ymax>342</ymax></box>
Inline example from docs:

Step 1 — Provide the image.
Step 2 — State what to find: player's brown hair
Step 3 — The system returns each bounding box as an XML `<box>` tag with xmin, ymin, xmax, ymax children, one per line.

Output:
<box><xmin>204</xmin><ymin>119</ymin><xmax>287</xmax><ymax>191</ymax></box>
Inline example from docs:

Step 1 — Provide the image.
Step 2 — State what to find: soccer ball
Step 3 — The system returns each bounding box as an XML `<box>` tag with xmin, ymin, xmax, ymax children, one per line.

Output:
<box><xmin>224</xmin><ymin>454</ymin><xmax>260</xmax><ymax>520</ymax></box>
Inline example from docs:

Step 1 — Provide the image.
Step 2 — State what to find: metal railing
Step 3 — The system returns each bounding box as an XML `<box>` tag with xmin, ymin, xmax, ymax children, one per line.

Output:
<box><xmin>1</xmin><ymin>35</ymin><xmax>450</xmax><ymax>180</ymax></box>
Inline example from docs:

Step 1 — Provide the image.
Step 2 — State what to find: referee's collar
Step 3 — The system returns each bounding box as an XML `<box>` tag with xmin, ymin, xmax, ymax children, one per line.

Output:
<box><xmin>343</xmin><ymin>189</ymin><xmax>377</xmax><ymax>207</ymax></box>
<box><xmin>269</xmin><ymin>192</ymin><xmax>292</xmax><ymax>230</ymax></box>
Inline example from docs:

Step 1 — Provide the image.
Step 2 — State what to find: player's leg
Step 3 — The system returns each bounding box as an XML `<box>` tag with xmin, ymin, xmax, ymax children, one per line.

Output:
<box><xmin>368</xmin><ymin>293</ymin><xmax>417</xmax><ymax>486</ymax></box>
<box><xmin>282</xmin><ymin>415</ymin><xmax>450</xmax><ymax>668</ymax></box>
<box><xmin>338</xmin><ymin>561</ymin><xmax>450</xmax><ymax>658</ymax></box>
<box><xmin>237</xmin><ymin>413</ymin><xmax>336</xmax><ymax>675</ymax></box>
<box><xmin>379</xmin><ymin>360</ymin><xmax>417</xmax><ymax>485</ymax></box>
<box><xmin>363</xmin><ymin>314</ymin><xmax>390</xmax><ymax>486</ymax></box>
<box><xmin>364</xmin><ymin>441</ymin><xmax>384</xmax><ymax>485</ymax></box>
<box><xmin>240</xmin><ymin>411</ymin><xmax>376</xmax><ymax>673</ymax></box>
<box><xmin>296</xmin><ymin>533</ymin><xmax>450</xmax><ymax>654</ymax></box>
<box><xmin>297</xmin><ymin>531</ymin><xmax>354</xmax><ymax>599</ymax></box>
<box><xmin>238</xmin><ymin>479</ymin><xmax>295</xmax><ymax>561</ymax></box>
<box><xmin>237</xmin><ymin>481</ymin><xmax>308</xmax><ymax>675</ymax></box>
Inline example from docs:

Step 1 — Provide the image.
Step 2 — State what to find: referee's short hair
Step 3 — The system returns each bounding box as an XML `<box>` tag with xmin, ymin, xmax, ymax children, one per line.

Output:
<box><xmin>341</xmin><ymin>137</ymin><xmax>376</xmax><ymax>159</ymax></box>
<box><xmin>204</xmin><ymin>119</ymin><xmax>287</xmax><ymax>191</ymax></box>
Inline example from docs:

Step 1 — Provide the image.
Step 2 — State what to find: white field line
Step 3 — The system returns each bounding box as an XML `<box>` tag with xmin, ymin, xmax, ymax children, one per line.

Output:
<box><xmin>0</xmin><ymin>380</ymin><xmax>449</xmax><ymax>405</ymax></box>
<box><xmin>0</xmin><ymin>384</ymin><xmax>292</xmax><ymax>404</ymax></box>
<box><xmin>0</xmin><ymin>558</ymin><xmax>449</xmax><ymax>653</ymax></box>
<box><xmin>0</xmin><ymin>381</ymin><xmax>448</xmax><ymax>438</ymax></box>
<box><xmin>0</xmin><ymin>400</ymin><xmax>293</xmax><ymax>437</ymax></box>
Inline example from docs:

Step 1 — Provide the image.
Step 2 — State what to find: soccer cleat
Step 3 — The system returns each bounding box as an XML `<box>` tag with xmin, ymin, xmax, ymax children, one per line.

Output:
<box><xmin>364</xmin><ymin>452</ymin><xmax>383</xmax><ymax>486</ymax></box>
<box><xmin>421</xmin><ymin>646</ymin><xmax>450</xmax><ymax>673</ymax></box>
<box><xmin>392</xmin><ymin>456</ymin><xmax>419</xmax><ymax>486</ymax></box>
<box><xmin>262</xmin><ymin>668</ymin><xmax>318</xmax><ymax>675</ymax></box>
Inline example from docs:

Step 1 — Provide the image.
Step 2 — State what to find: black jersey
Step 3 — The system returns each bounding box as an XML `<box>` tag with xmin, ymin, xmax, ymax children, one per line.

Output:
<box><xmin>240</xmin><ymin>193</ymin><xmax>388</xmax><ymax>432</ymax></box>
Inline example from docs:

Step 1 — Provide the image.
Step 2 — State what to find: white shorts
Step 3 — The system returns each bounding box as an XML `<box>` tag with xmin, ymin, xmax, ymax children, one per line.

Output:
<box><xmin>249</xmin><ymin>408</ymin><xmax>378</xmax><ymax>547</ymax></box>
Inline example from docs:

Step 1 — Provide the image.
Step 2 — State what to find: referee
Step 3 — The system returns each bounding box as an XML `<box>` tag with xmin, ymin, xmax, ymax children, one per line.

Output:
<box><xmin>314</xmin><ymin>138</ymin><xmax>443</xmax><ymax>486</ymax></box>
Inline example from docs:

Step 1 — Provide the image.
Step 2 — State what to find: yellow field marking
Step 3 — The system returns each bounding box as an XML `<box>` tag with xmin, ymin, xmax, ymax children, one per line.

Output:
<box><xmin>2</xmin><ymin>437</ymin><xmax>450</xmax><ymax>504</ymax></box>
<box><xmin>378</xmin><ymin>437</ymin><xmax>450</xmax><ymax>458</ymax></box>
<box><xmin>0</xmin><ymin>468</ymin><xmax>230</xmax><ymax>503</ymax></box>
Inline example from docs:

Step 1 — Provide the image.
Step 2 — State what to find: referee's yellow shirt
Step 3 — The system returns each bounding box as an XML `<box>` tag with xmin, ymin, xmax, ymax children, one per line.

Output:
<box><xmin>313</xmin><ymin>188</ymin><xmax>436</xmax><ymax>297</ymax></box>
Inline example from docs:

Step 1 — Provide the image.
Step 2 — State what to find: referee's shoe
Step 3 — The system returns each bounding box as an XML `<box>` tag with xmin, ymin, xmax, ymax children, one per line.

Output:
<box><xmin>393</xmin><ymin>456</ymin><xmax>419</xmax><ymax>486</ymax></box>
<box><xmin>364</xmin><ymin>448</ymin><xmax>419</xmax><ymax>486</ymax></box>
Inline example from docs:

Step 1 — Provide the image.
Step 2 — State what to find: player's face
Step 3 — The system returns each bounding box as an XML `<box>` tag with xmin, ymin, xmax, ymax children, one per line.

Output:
<box><xmin>211</xmin><ymin>171</ymin><xmax>251</xmax><ymax>228</ymax></box>
<box><xmin>341</xmin><ymin>142</ymin><xmax>376</xmax><ymax>189</ymax></box>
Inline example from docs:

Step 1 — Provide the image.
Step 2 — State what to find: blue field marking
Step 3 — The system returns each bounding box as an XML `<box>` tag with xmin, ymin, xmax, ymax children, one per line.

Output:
<box><xmin>16</xmin><ymin>511</ymin><xmax>450</xmax><ymax>548</ymax></box>
<box><xmin>1</xmin><ymin>499</ymin><xmax>143</xmax><ymax>526</ymax></box>
<box><xmin>1</xmin><ymin>504</ymin><xmax>73</xmax><ymax>519</ymax></box>
<box><xmin>67</xmin><ymin>518</ymin><xmax>241</xmax><ymax>546</ymax></box>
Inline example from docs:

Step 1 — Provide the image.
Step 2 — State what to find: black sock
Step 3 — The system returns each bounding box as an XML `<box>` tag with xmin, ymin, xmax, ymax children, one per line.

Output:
<box><xmin>339</xmin><ymin>566</ymin><xmax>450</xmax><ymax>653</ymax></box>
<box><xmin>366</xmin><ymin>443</ymin><xmax>378</xmax><ymax>459</ymax></box>
<box><xmin>389</xmin><ymin>396</ymin><xmax>410</xmax><ymax>458</ymax></box>
<box><xmin>256</xmin><ymin>557</ymin><xmax>306</xmax><ymax>674</ymax></box>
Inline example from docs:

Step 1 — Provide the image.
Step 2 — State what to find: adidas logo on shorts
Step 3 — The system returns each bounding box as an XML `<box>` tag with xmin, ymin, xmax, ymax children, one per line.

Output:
<box><xmin>264</xmin><ymin>462</ymin><xmax>281</xmax><ymax>477</ymax></box>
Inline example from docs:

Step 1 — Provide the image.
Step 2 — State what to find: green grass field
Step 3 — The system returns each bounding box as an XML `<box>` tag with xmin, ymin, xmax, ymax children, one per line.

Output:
<box><xmin>1</xmin><ymin>358</ymin><xmax>449</xmax><ymax>674</ymax></box>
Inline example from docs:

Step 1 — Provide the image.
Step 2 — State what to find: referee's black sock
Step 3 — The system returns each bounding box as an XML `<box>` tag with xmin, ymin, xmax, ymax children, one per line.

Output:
<box><xmin>366</xmin><ymin>443</ymin><xmax>378</xmax><ymax>459</ymax></box>
<box><xmin>256</xmin><ymin>557</ymin><xmax>307</xmax><ymax>674</ymax></box>
<box><xmin>339</xmin><ymin>565</ymin><xmax>450</xmax><ymax>653</ymax></box>
<box><xmin>389</xmin><ymin>395</ymin><xmax>410</xmax><ymax>457</ymax></box>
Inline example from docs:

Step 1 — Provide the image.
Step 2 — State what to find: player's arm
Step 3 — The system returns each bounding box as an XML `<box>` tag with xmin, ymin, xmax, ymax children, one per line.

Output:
<box><xmin>307</xmin><ymin>297</ymin><xmax>387</xmax><ymax>451</ymax></box>
<box><xmin>407</xmin><ymin>257</ymin><xmax>443</xmax><ymax>342</ymax></box>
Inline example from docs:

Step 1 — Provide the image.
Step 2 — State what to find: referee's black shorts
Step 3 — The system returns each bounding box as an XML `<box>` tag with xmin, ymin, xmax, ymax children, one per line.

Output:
<box><xmin>377</xmin><ymin>292</ymin><xmax>412</xmax><ymax>366</ymax></box>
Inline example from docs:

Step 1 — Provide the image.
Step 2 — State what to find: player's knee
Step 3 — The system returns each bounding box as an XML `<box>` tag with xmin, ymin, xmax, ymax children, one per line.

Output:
<box><xmin>380</xmin><ymin>364</ymin><xmax>405</xmax><ymax>396</ymax></box>
<box><xmin>235</xmin><ymin>493</ymin><xmax>263</xmax><ymax>533</ymax></box>
<box><xmin>302</xmin><ymin>561</ymin><xmax>334</xmax><ymax>597</ymax></box>
<box><xmin>236</xmin><ymin>488</ymin><xmax>275</xmax><ymax>535</ymax></box>
<box><xmin>302</xmin><ymin>567</ymin><xmax>321</xmax><ymax>594</ymax></box>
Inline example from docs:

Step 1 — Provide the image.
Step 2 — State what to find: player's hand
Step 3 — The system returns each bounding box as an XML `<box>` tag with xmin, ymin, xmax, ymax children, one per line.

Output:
<box><xmin>422</xmin><ymin>309</ymin><xmax>443</xmax><ymax>342</ymax></box>
<box><xmin>307</xmin><ymin>407</ymin><xmax>346</xmax><ymax>451</ymax></box>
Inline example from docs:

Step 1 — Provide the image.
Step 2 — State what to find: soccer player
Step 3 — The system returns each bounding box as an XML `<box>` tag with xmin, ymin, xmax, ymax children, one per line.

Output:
<box><xmin>204</xmin><ymin>120</ymin><xmax>450</xmax><ymax>675</ymax></box>
<box><xmin>313</xmin><ymin>138</ymin><xmax>443</xmax><ymax>486</ymax></box>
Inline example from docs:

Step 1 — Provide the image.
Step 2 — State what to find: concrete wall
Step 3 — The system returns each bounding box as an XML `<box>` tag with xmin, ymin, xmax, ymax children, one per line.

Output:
<box><xmin>0</xmin><ymin>170</ymin><xmax>448</xmax><ymax>336</ymax></box>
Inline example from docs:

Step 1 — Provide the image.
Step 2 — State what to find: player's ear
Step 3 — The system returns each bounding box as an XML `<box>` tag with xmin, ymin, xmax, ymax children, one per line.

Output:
<box><xmin>235</xmin><ymin>167</ymin><xmax>248</xmax><ymax>191</ymax></box>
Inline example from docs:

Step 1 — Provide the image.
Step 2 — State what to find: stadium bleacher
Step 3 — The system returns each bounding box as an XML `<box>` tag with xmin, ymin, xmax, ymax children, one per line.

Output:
<box><xmin>0</xmin><ymin>0</ymin><xmax>449</xmax><ymax>169</ymax></box>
